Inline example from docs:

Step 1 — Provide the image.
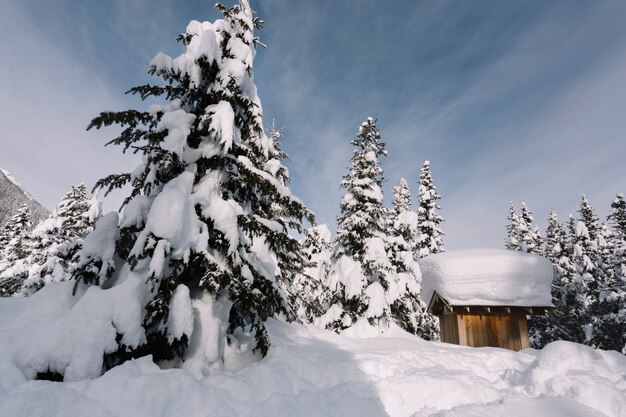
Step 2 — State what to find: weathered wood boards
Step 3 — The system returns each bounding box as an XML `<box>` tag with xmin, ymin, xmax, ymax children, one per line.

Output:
<box><xmin>438</xmin><ymin>311</ymin><xmax>531</xmax><ymax>351</ymax></box>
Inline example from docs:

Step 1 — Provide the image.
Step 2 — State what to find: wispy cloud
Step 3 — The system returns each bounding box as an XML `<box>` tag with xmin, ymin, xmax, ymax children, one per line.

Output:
<box><xmin>0</xmin><ymin>1</ymin><xmax>138</xmax><ymax>211</ymax></box>
<box><xmin>2</xmin><ymin>0</ymin><xmax>624</xmax><ymax>250</ymax></box>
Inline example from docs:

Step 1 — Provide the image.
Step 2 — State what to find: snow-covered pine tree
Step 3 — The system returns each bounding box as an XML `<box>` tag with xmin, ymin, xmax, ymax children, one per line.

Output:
<box><xmin>11</xmin><ymin>184</ymin><xmax>100</xmax><ymax>296</ymax></box>
<box><xmin>416</xmin><ymin>161</ymin><xmax>445</xmax><ymax>258</ymax></box>
<box><xmin>529</xmin><ymin>210</ymin><xmax>580</xmax><ymax>347</ymax></box>
<box><xmin>388</xmin><ymin>178</ymin><xmax>438</xmax><ymax>339</ymax></box>
<box><xmin>609</xmin><ymin>194</ymin><xmax>626</xmax><ymax>286</ymax></box>
<box><xmin>504</xmin><ymin>202</ymin><xmax>541</xmax><ymax>255</ymax></box>
<box><xmin>75</xmin><ymin>1</ymin><xmax>313</xmax><ymax>373</ymax></box>
<box><xmin>518</xmin><ymin>202</ymin><xmax>542</xmax><ymax>255</ymax></box>
<box><xmin>0</xmin><ymin>204</ymin><xmax>33</xmax><ymax>295</ymax></box>
<box><xmin>289</xmin><ymin>224</ymin><xmax>333</xmax><ymax>324</ymax></box>
<box><xmin>328</xmin><ymin>117</ymin><xmax>394</xmax><ymax>331</ymax></box>
<box><xmin>590</xmin><ymin>194</ymin><xmax>626</xmax><ymax>353</ymax></box>
<box><xmin>505</xmin><ymin>202</ymin><xmax>521</xmax><ymax>251</ymax></box>
<box><xmin>571</xmin><ymin>195</ymin><xmax>607</xmax><ymax>344</ymax></box>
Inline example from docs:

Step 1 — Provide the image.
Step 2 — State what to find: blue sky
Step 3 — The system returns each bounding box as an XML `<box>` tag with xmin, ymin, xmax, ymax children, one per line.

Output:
<box><xmin>1</xmin><ymin>0</ymin><xmax>625</xmax><ymax>249</ymax></box>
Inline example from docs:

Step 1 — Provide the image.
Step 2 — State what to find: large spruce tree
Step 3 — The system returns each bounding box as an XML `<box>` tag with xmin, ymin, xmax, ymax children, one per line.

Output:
<box><xmin>329</xmin><ymin>117</ymin><xmax>394</xmax><ymax>331</ymax></box>
<box><xmin>76</xmin><ymin>1</ymin><xmax>313</xmax><ymax>373</ymax></box>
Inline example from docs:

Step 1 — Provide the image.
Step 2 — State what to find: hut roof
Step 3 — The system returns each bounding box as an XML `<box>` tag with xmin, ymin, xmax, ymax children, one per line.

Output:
<box><xmin>419</xmin><ymin>249</ymin><xmax>554</xmax><ymax>308</ymax></box>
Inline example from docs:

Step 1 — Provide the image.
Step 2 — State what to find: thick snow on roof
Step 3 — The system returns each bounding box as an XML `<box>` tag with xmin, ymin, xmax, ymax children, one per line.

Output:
<box><xmin>419</xmin><ymin>249</ymin><xmax>554</xmax><ymax>307</ymax></box>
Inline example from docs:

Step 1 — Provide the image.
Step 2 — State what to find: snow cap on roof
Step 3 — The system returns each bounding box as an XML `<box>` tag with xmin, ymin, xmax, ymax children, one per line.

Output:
<box><xmin>419</xmin><ymin>249</ymin><xmax>554</xmax><ymax>307</ymax></box>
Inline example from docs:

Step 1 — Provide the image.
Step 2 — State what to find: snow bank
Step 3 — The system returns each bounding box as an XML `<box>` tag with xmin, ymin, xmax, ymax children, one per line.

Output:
<box><xmin>0</xmin><ymin>277</ymin><xmax>147</xmax><ymax>384</ymax></box>
<box><xmin>0</xmin><ymin>316</ymin><xmax>624</xmax><ymax>417</ymax></box>
<box><xmin>419</xmin><ymin>249</ymin><xmax>554</xmax><ymax>306</ymax></box>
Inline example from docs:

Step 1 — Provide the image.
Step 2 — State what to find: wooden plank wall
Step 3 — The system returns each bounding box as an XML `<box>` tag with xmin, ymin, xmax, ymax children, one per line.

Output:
<box><xmin>439</xmin><ymin>313</ymin><xmax>459</xmax><ymax>345</ymax></box>
<box><xmin>439</xmin><ymin>313</ymin><xmax>530</xmax><ymax>351</ymax></box>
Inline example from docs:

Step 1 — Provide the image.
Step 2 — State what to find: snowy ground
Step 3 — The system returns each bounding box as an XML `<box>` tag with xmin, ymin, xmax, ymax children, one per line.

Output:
<box><xmin>0</xmin><ymin>288</ymin><xmax>625</xmax><ymax>417</ymax></box>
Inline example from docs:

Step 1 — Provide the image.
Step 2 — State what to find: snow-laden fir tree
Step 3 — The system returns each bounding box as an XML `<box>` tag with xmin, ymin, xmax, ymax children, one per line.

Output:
<box><xmin>505</xmin><ymin>202</ymin><xmax>521</xmax><ymax>251</ymax></box>
<box><xmin>609</xmin><ymin>194</ymin><xmax>626</xmax><ymax>286</ymax></box>
<box><xmin>571</xmin><ymin>195</ymin><xmax>609</xmax><ymax>344</ymax></box>
<box><xmin>518</xmin><ymin>203</ymin><xmax>542</xmax><ymax>255</ymax></box>
<box><xmin>0</xmin><ymin>204</ymin><xmax>32</xmax><ymax>259</ymax></box>
<box><xmin>416</xmin><ymin>161</ymin><xmax>445</xmax><ymax>258</ymax></box>
<box><xmin>74</xmin><ymin>1</ymin><xmax>314</xmax><ymax>374</ymax></box>
<box><xmin>387</xmin><ymin>178</ymin><xmax>438</xmax><ymax>339</ymax></box>
<box><xmin>0</xmin><ymin>205</ymin><xmax>33</xmax><ymax>295</ymax></box>
<box><xmin>328</xmin><ymin>117</ymin><xmax>395</xmax><ymax>331</ymax></box>
<box><xmin>2</xmin><ymin>184</ymin><xmax>101</xmax><ymax>297</ymax></box>
<box><xmin>505</xmin><ymin>202</ymin><xmax>541</xmax><ymax>255</ymax></box>
<box><xmin>590</xmin><ymin>194</ymin><xmax>626</xmax><ymax>353</ymax></box>
<box><xmin>529</xmin><ymin>210</ymin><xmax>580</xmax><ymax>347</ymax></box>
<box><xmin>289</xmin><ymin>224</ymin><xmax>333</xmax><ymax>324</ymax></box>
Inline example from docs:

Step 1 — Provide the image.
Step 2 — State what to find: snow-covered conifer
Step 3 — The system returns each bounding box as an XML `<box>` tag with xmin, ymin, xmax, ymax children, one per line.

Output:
<box><xmin>589</xmin><ymin>194</ymin><xmax>626</xmax><ymax>352</ymax></box>
<box><xmin>529</xmin><ymin>210</ymin><xmax>579</xmax><ymax>347</ymax></box>
<box><xmin>290</xmin><ymin>225</ymin><xmax>333</xmax><ymax>324</ymax></box>
<box><xmin>329</xmin><ymin>117</ymin><xmax>394</xmax><ymax>331</ymax></box>
<box><xmin>11</xmin><ymin>184</ymin><xmax>100</xmax><ymax>296</ymax></box>
<box><xmin>505</xmin><ymin>203</ymin><xmax>520</xmax><ymax>251</ymax></box>
<box><xmin>0</xmin><ymin>205</ymin><xmax>33</xmax><ymax>295</ymax></box>
<box><xmin>518</xmin><ymin>203</ymin><xmax>542</xmax><ymax>255</ymax></box>
<box><xmin>505</xmin><ymin>202</ymin><xmax>541</xmax><ymax>255</ymax></box>
<box><xmin>388</xmin><ymin>178</ymin><xmax>438</xmax><ymax>339</ymax></box>
<box><xmin>609</xmin><ymin>194</ymin><xmax>626</xmax><ymax>285</ymax></box>
<box><xmin>416</xmin><ymin>161</ymin><xmax>445</xmax><ymax>258</ymax></box>
<box><xmin>72</xmin><ymin>0</ymin><xmax>313</xmax><ymax>374</ymax></box>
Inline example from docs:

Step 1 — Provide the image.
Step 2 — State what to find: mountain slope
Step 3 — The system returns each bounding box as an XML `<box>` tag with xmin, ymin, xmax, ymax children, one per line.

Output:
<box><xmin>0</xmin><ymin>168</ymin><xmax>49</xmax><ymax>227</ymax></box>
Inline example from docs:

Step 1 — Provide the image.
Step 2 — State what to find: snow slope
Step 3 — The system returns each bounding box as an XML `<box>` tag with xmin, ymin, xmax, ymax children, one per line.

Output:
<box><xmin>0</xmin><ymin>167</ymin><xmax>49</xmax><ymax>227</ymax></box>
<box><xmin>0</xmin><ymin>286</ymin><xmax>624</xmax><ymax>417</ymax></box>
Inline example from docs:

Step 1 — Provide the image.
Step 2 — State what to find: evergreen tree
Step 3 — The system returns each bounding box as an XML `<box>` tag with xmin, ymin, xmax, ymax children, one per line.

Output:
<box><xmin>74</xmin><ymin>1</ymin><xmax>313</xmax><ymax>373</ymax></box>
<box><xmin>590</xmin><ymin>194</ymin><xmax>626</xmax><ymax>353</ymax></box>
<box><xmin>505</xmin><ymin>202</ymin><xmax>520</xmax><ymax>251</ymax></box>
<box><xmin>416</xmin><ymin>161</ymin><xmax>445</xmax><ymax>258</ymax></box>
<box><xmin>529</xmin><ymin>210</ymin><xmax>580</xmax><ymax>346</ymax></box>
<box><xmin>13</xmin><ymin>184</ymin><xmax>100</xmax><ymax>296</ymax></box>
<box><xmin>518</xmin><ymin>203</ymin><xmax>542</xmax><ymax>255</ymax></box>
<box><xmin>571</xmin><ymin>195</ymin><xmax>608</xmax><ymax>344</ymax></box>
<box><xmin>0</xmin><ymin>205</ymin><xmax>33</xmax><ymax>295</ymax></box>
<box><xmin>388</xmin><ymin>178</ymin><xmax>438</xmax><ymax>339</ymax></box>
<box><xmin>329</xmin><ymin>117</ymin><xmax>394</xmax><ymax>331</ymax></box>
<box><xmin>609</xmin><ymin>194</ymin><xmax>626</xmax><ymax>285</ymax></box>
<box><xmin>290</xmin><ymin>225</ymin><xmax>333</xmax><ymax>324</ymax></box>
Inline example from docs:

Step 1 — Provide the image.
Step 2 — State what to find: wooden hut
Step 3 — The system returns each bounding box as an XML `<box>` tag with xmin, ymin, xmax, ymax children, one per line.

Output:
<box><xmin>419</xmin><ymin>249</ymin><xmax>555</xmax><ymax>351</ymax></box>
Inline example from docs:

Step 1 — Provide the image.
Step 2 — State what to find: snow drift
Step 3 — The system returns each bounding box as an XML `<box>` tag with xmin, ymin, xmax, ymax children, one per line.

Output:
<box><xmin>0</xmin><ymin>285</ymin><xmax>624</xmax><ymax>417</ymax></box>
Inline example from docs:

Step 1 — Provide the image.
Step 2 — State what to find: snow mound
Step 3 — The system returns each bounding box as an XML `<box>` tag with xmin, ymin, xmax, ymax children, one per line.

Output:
<box><xmin>419</xmin><ymin>249</ymin><xmax>554</xmax><ymax>306</ymax></box>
